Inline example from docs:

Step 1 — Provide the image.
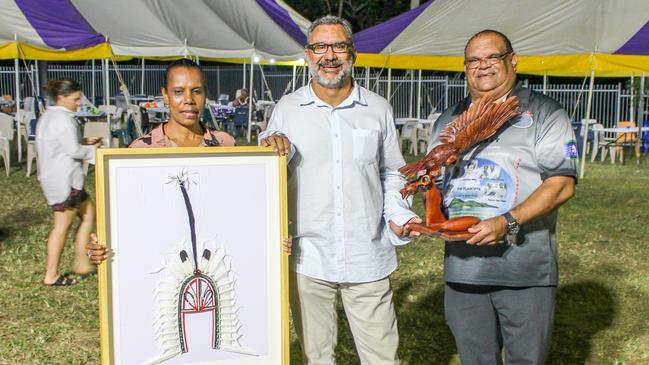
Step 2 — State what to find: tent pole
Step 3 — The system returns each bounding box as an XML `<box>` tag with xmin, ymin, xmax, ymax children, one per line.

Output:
<box><xmin>140</xmin><ymin>59</ymin><xmax>145</xmax><ymax>95</ymax></box>
<box><xmin>91</xmin><ymin>60</ymin><xmax>96</xmax><ymax>104</ymax></box>
<box><xmin>291</xmin><ymin>65</ymin><xmax>296</xmax><ymax>92</ymax></box>
<box><xmin>629</xmin><ymin>76</ymin><xmax>635</xmax><ymax>121</ymax></box>
<box><xmin>247</xmin><ymin>56</ymin><xmax>254</xmax><ymax>143</ymax></box>
<box><xmin>636</xmin><ymin>73</ymin><xmax>645</xmax><ymax>164</ymax></box>
<box><xmin>104</xmin><ymin>59</ymin><xmax>110</xmax><ymax>106</ymax></box>
<box><xmin>387</xmin><ymin>67</ymin><xmax>392</xmax><ymax>104</ymax></box>
<box><xmin>217</xmin><ymin>65</ymin><xmax>221</xmax><ymax>97</ymax></box>
<box><xmin>408</xmin><ymin>70</ymin><xmax>414</xmax><ymax>118</ymax></box>
<box><xmin>417</xmin><ymin>69</ymin><xmax>422</xmax><ymax>119</ymax></box>
<box><xmin>243</xmin><ymin>61</ymin><xmax>247</xmax><ymax>89</ymax></box>
<box><xmin>34</xmin><ymin>60</ymin><xmax>40</xmax><ymax>97</ymax></box>
<box><xmin>15</xmin><ymin>55</ymin><xmax>22</xmax><ymax>162</ymax></box>
<box><xmin>365</xmin><ymin>66</ymin><xmax>370</xmax><ymax>89</ymax></box>
<box><xmin>543</xmin><ymin>74</ymin><xmax>548</xmax><ymax>95</ymax></box>
<box><xmin>444</xmin><ymin>75</ymin><xmax>449</xmax><ymax>109</ymax></box>
<box><xmin>579</xmin><ymin>70</ymin><xmax>595</xmax><ymax>179</ymax></box>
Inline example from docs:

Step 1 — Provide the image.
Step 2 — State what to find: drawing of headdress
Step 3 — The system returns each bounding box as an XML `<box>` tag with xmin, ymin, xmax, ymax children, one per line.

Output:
<box><xmin>146</xmin><ymin>171</ymin><xmax>256</xmax><ymax>365</ymax></box>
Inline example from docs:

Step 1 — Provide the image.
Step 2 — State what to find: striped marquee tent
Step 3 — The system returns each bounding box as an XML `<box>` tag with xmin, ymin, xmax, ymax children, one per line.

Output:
<box><xmin>0</xmin><ymin>0</ymin><xmax>311</xmax><ymax>149</ymax></box>
<box><xmin>0</xmin><ymin>0</ymin><xmax>310</xmax><ymax>61</ymax></box>
<box><xmin>353</xmin><ymin>0</ymin><xmax>649</xmax><ymax>77</ymax></box>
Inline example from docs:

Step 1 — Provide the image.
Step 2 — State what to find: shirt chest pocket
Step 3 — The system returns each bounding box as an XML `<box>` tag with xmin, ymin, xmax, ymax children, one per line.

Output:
<box><xmin>352</xmin><ymin>129</ymin><xmax>380</xmax><ymax>163</ymax></box>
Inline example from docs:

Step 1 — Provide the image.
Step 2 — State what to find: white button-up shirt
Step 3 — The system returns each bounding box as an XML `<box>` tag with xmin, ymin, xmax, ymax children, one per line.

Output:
<box><xmin>36</xmin><ymin>106</ymin><xmax>95</xmax><ymax>205</ymax></box>
<box><xmin>260</xmin><ymin>82</ymin><xmax>417</xmax><ymax>283</ymax></box>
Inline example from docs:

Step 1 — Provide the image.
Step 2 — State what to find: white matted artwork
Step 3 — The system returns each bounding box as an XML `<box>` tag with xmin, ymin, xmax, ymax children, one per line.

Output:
<box><xmin>95</xmin><ymin>147</ymin><xmax>289</xmax><ymax>365</ymax></box>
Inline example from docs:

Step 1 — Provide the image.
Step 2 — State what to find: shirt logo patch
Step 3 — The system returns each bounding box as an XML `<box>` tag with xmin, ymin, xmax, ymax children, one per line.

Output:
<box><xmin>563</xmin><ymin>139</ymin><xmax>579</xmax><ymax>160</ymax></box>
<box><xmin>510</xmin><ymin>111</ymin><xmax>534</xmax><ymax>128</ymax></box>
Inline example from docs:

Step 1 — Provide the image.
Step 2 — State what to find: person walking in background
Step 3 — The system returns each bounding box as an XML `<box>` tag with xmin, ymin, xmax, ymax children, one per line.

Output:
<box><xmin>428</xmin><ymin>30</ymin><xmax>577</xmax><ymax>364</ymax></box>
<box><xmin>36</xmin><ymin>78</ymin><xmax>101</xmax><ymax>286</ymax></box>
<box><xmin>260</xmin><ymin>15</ymin><xmax>420</xmax><ymax>365</ymax></box>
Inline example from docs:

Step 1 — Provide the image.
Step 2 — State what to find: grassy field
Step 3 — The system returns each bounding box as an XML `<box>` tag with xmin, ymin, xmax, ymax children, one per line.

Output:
<box><xmin>0</xmin><ymin>153</ymin><xmax>648</xmax><ymax>364</ymax></box>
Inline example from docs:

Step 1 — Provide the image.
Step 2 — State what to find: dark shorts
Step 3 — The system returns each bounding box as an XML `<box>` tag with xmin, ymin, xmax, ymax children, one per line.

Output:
<box><xmin>51</xmin><ymin>188</ymin><xmax>89</xmax><ymax>212</ymax></box>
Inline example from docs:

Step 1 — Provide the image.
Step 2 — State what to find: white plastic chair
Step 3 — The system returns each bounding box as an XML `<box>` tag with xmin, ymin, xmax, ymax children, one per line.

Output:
<box><xmin>251</xmin><ymin>103</ymin><xmax>274</xmax><ymax>137</ymax></box>
<box><xmin>416</xmin><ymin>123</ymin><xmax>432</xmax><ymax>155</ymax></box>
<box><xmin>23</xmin><ymin>96</ymin><xmax>36</xmax><ymax>115</ymax></box>
<box><xmin>84</xmin><ymin>121</ymin><xmax>111</xmax><ymax>148</ymax></box>
<box><xmin>82</xmin><ymin>121</ymin><xmax>110</xmax><ymax>175</ymax></box>
<box><xmin>19</xmin><ymin>118</ymin><xmax>37</xmax><ymax>177</ymax></box>
<box><xmin>400</xmin><ymin>120</ymin><xmax>419</xmax><ymax>155</ymax></box>
<box><xmin>590</xmin><ymin>123</ymin><xmax>615</xmax><ymax>163</ymax></box>
<box><xmin>98</xmin><ymin>104</ymin><xmax>117</xmax><ymax>116</ymax></box>
<box><xmin>416</xmin><ymin>113</ymin><xmax>441</xmax><ymax>153</ymax></box>
<box><xmin>580</xmin><ymin>118</ymin><xmax>597</xmax><ymax>155</ymax></box>
<box><xmin>128</xmin><ymin>104</ymin><xmax>144</xmax><ymax>137</ymax></box>
<box><xmin>0</xmin><ymin>113</ymin><xmax>14</xmax><ymax>176</ymax></box>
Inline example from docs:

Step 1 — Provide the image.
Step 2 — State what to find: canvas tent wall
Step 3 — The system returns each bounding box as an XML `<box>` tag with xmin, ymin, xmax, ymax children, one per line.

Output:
<box><xmin>353</xmin><ymin>0</ymin><xmax>649</xmax><ymax>77</ymax></box>
<box><xmin>0</xmin><ymin>0</ymin><xmax>310</xmax><ymax>61</ymax></box>
<box><xmin>0</xmin><ymin>0</ymin><xmax>311</xmax><ymax>146</ymax></box>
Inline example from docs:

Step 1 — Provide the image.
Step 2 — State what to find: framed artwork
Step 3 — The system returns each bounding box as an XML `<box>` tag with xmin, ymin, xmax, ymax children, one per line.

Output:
<box><xmin>95</xmin><ymin>147</ymin><xmax>289</xmax><ymax>365</ymax></box>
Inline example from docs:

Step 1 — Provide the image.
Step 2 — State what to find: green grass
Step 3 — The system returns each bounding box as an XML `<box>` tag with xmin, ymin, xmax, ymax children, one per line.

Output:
<box><xmin>1</xmin><ymin>153</ymin><xmax>648</xmax><ymax>364</ymax></box>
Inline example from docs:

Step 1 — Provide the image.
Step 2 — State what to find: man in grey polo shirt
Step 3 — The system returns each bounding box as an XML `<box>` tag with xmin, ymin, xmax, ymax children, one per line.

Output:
<box><xmin>260</xmin><ymin>15</ymin><xmax>420</xmax><ymax>365</ymax></box>
<box><xmin>428</xmin><ymin>30</ymin><xmax>577</xmax><ymax>364</ymax></box>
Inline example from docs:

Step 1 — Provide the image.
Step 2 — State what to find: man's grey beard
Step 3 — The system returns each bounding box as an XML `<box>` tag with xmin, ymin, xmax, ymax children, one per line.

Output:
<box><xmin>308</xmin><ymin>58</ymin><xmax>353</xmax><ymax>89</ymax></box>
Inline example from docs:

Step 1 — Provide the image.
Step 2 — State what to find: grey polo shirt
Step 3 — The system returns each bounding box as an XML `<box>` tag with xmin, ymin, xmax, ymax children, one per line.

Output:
<box><xmin>428</xmin><ymin>84</ymin><xmax>577</xmax><ymax>287</ymax></box>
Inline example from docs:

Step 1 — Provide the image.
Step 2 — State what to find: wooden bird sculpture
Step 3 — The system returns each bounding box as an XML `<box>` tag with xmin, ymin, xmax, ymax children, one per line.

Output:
<box><xmin>399</xmin><ymin>93</ymin><xmax>520</xmax><ymax>241</ymax></box>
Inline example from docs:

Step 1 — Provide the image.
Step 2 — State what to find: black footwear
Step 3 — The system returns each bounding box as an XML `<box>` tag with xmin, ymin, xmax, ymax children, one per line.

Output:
<box><xmin>45</xmin><ymin>274</ymin><xmax>77</xmax><ymax>287</ymax></box>
<box><xmin>69</xmin><ymin>271</ymin><xmax>96</xmax><ymax>281</ymax></box>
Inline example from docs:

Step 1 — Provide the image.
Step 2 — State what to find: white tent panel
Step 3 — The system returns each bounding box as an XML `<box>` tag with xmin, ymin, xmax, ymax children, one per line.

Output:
<box><xmin>386</xmin><ymin>0</ymin><xmax>649</xmax><ymax>56</ymax></box>
<box><xmin>0</xmin><ymin>1</ymin><xmax>45</xmax><ymax>46</ymax></box>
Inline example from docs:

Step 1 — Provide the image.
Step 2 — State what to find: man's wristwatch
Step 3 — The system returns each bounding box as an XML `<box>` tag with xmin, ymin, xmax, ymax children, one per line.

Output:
<box><xmin>502</xmin><ymin>211</ymin><xmax>520</xmax><ymax>245</ymax></box>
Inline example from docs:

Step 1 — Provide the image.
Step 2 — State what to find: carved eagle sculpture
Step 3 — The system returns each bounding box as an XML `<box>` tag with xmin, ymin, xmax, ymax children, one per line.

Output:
<box><xmin>398</xmin><ymin>92</ymin><xmax>520</xmax><ymax>240</ymax></box>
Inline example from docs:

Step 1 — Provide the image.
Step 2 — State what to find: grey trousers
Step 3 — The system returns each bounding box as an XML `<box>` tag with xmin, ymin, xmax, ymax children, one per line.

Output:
<box><xmin>290</xmin><ymin>272</ymin><xmax>400</xmax><ymax>365</ymax></box>
<box><xmin>444</xmin><ymin>283</ymin><xmax>556</xmax><ymax>365</ymax></box>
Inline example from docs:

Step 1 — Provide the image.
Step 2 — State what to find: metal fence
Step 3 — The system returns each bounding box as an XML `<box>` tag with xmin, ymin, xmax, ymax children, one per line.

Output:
<box><xmin>1</xmin><ymin>64</ymin><xmax>646</xmax><ymax>130</ymax></box>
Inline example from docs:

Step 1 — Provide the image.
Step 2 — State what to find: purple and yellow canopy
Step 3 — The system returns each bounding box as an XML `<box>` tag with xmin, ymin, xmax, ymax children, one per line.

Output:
<box><xmin>353</xmin><ymin>0</ymin><xmax>649</xmax><ymax>76</ymax></box>
<box><xmin>0</xmin><ymin>0</ymin><xmax>310</xmax><ymax>62</ymax></box>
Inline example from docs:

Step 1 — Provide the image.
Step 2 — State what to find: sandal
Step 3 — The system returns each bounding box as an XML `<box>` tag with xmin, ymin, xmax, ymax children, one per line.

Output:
<box><xmin>45</xmin><ymin>274</ymin><xmax>77</xmax><ymax>287</ymax></box>
<box><xmin>65</xmin><ymin>271</ymin><xmax>96</xmax><ymax>281</ymax></box>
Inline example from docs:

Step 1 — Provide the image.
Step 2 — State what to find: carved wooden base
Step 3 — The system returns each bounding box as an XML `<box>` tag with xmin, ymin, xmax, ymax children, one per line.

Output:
<box><xmin>409</xmin><ymin>222</ymin><xmax>475</xmax><ymax>241</ymax></box>
<box><xmin>417</xmin><ymin>186</ymin><xmax>480</xmax><ymax>241</ymax></box>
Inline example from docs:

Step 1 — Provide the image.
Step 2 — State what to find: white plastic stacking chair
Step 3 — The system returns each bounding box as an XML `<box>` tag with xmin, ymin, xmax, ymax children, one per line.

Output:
<box><xmin>400</xmin><ymin>120</ymin><xmax>419</xmax><ymax>155</ymax></box>
<box><xmin>128</xmin><ymin>104</ymin><xmax>144</xmax><ymax>137</ymax></box>
<box><xmin>84</xmin><ymin>121</ymin><xmax>111</xmax><ymax>148</ymax></box>
<box><xmin>0</xmin><ymin>113</ymin><xmax>14</xmax><ymax>176</ymax></box>
<box><xmin>81</xmin><ymin>121</ymin><xmax>110</xmax><ymax>175</ymax></box>
<box><xmin>19</xmin><ymin>120</ymin><xmax>37</xmax><ymax>177</ymax></box>
<box><xmin>98</xmin><ymin>104</ymin><xmax>117</xmax><ymax>116</ymax></box>
<box><xmin>416</xmin><ymin>123</ymin><xmax>432</xmax><ymax>155</ymax></box>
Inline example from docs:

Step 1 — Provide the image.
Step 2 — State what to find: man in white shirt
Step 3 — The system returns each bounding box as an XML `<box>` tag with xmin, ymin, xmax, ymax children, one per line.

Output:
<box><xmin>260</xmin><ymin>15</ymin><xmax>420</xmax><ymax>365</ymax></box>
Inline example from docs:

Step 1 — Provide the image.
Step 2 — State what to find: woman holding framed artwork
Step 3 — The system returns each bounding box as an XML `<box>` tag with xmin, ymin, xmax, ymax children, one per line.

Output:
<box><xmin>37</xmin><ymin>78</ymin><xmax>101</xmax><ymax>286</ymax></box>
<box><xmin>130</xmin><ymin>58</ymin><xmax>235</xmax><ymax>148</ymax></box>
<box><xmin>86</xmin><ymin>58</ymin><xmax>238</xmax><ymax>263</ymax></box>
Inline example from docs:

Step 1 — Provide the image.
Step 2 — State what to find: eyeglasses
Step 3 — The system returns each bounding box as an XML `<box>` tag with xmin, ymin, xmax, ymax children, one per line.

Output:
<box><xmin>465</xmin><ymin>51</ymin><xmax>512</xmax><ymax>69</ymax></box>
<box><xmin>306</xmin><ymin>42</ymin><xmax>353</xmax><ymax>54</ymax></box>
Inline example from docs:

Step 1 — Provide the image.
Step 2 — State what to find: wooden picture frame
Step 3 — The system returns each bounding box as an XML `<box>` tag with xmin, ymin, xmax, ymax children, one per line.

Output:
<box><xmin>95</xmin><ymin>147</ymin><xmax>289</xmax><ymax>365</ymax></box>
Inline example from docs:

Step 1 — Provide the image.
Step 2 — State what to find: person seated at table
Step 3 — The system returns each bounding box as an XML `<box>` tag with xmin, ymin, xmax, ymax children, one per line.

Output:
<box><xmin>1</xmin><ymin>94</ymin><xmax>16</xmax><ymax>114</ymax></box>
<box><xmin>232</xmin><ymin>88</ymin><xmax>249</xmax><ymax>107</ymax></box>
<box><xmin>232</xmin><ymin>88</ymin><xmax>256</xmax><ymax>114</ymax></box>
<box><xmin>36</xmin><ymin>78</ymin><xmax>102</xmax><ymax>286</ymax></box>
<box><xmin>130</xmin><ymin>58</ymin><xmax>235</xmax><ymax>148</ymax></box>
